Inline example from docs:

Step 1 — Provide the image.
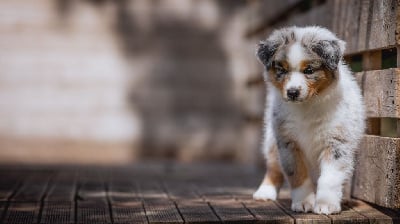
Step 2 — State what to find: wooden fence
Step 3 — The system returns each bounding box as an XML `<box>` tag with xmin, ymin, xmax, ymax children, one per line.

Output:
<box><xmin>242</xmin><ymin>0</ymin><xmax>400</xmax><ymax>209</ymax></box>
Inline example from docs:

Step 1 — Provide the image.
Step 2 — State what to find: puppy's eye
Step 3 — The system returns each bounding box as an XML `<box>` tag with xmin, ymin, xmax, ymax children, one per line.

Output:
<box><xmin>303</xmin><ymin>66</ymin><xmax>314</xmax><ymax>74</ymax></box>
<box><xmin>275</xmin><ymin>66</ymin><xmax>287</xmax><ymax>78</ymax></box>
<box><xmin>275</xmin><ymin>67</ymin><xmax>287</xmax><ymax>76</ymax></box>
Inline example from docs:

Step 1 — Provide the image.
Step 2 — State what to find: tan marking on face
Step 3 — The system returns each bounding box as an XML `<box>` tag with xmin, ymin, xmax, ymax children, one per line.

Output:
<box><xmin>268</xmin><ymin>60</ymin><xmax>290</xmax><ymax>95</ymax></box>
<box><xmin>305</xmin><ymin>66</ymin><xmax>335</xmax><ymax>98</ymax></box>
<box><xmin>279</xmin><ymin>60</ymin><xmax>290</xmax><ymax>70</ymax></box>
<box><xmin>299</xmin><ymin>60</ymin><xmax>313</xmax><ymax>71</ymax></box>
<box><xmin>262</xmin><ymin>144</ymin><xmax>284</xmax><ymax>187</ymax></box>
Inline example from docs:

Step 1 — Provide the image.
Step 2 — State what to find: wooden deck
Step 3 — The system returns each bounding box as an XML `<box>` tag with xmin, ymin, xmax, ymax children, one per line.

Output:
<box><xmin>0</xmin><ymin>162</ymin><xmax>399</xmax><ymax>224</ymax></box>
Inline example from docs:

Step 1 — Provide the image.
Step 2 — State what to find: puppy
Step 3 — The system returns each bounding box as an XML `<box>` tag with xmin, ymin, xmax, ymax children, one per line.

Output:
<box><xmin>252</xmin><ymin>26</ymin><xmax>365</xmax><ymax>215</ymax></box>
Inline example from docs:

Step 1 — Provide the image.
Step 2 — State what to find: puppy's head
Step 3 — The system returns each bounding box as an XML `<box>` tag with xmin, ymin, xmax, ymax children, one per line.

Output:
<box><xmin>256</xmin><ymin>26</ymin><xmax>345</xmax><ymax>103</ymax></box>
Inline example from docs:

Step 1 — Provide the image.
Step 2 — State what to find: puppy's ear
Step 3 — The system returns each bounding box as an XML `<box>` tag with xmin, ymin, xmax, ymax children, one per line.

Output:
<box><xmin>256</xmin><ymin>41</ymin><xmax>279</xmax><ymax>69</ymax></box>
<box><xmin>311</xmin><ymin>40</ymin><xmax>345</xmax><ymax>71</ymax></box>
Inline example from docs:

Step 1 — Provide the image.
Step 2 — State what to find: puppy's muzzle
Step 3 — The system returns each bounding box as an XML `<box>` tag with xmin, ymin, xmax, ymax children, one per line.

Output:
<box><xmin>287</xmin><ymin>88</ymin><xmax>300</xmax><ymax>101</ymax></box>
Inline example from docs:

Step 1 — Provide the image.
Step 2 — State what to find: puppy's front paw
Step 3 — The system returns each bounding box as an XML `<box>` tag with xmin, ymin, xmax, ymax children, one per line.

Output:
<box><xmin>291</xmin><ymin>192</ymin><xmax>315</xmax><ymax>213</ymax></box>
<box><xmin>290</xmin><ymin>179</ymin><xmax>315</xmax><ymax>213</ymax></box>
<box><xmin>314</xmin><ymin>188</ymin><xmax>342</xmax><ymax>214</ymax></box>
<box><xmin>313</xmin><ymin>200</ymin><xmax>341</xmax><ymax>214</ymax></box>
<box><xmin>253</xmin><ymin>184</ymin><xmax>278</xmax><ymax>201</ymax></box>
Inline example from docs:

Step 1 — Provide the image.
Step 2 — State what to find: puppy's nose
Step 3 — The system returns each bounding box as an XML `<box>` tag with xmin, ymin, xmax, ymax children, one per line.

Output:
<box><xmin>287</xmin><ymin>88</ymin><xmax>300</xmax><ymax>100</ymax></box>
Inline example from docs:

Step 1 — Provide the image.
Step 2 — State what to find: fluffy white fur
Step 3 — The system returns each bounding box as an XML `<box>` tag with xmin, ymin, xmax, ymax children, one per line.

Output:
<box><xmin>253</xmin><ymin>26</ymin><xmax>365</xmax><ymax>215</ymax></box>
<box><xmin>253</xmin><ymin>184</ymin><xmax>278</xmax><ymax>201</ymax></box>
<box><xmin>291</xmin><ymin>178</ymin><xmax>315</xmax><ymax>213</ymax></box>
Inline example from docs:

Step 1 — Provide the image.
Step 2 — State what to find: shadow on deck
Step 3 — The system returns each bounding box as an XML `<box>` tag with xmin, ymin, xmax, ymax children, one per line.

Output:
<box><xmin>0</xmin><ymin>162</ymin><xmax>399</xmax><ymax>223</ymax></box>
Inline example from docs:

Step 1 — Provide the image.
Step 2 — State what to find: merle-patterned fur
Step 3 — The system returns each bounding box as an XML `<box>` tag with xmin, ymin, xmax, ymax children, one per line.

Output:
<box><xmin>309</xmin><ymin>40</ymin><xmax>342</xmax><ymax>71</ymax></box>
<box><xmin>256</xmin><ymin>28</ymin><xmax>343</xmax><ymax>73</ymax></box>
<box><xmin>257</xmin><ymin>41</ymin><xmax>280</xmax><ymax>69</ymax></box>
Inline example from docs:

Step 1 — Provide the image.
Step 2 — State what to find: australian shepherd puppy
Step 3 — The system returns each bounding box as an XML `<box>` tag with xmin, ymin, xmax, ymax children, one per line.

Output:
<box><xmin>253</xmin><ymin>26</ymin><xmax>365</xmax><ymax>215</ymax></box>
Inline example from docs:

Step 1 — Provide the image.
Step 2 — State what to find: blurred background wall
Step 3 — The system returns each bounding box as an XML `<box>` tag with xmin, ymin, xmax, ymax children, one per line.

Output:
<box><xmin>0</xmin><ymin>0</ymin><xmax>262</xmax><ymax>164</ymax></box>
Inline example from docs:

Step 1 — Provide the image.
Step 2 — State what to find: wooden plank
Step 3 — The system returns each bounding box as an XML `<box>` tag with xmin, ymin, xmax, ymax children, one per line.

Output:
<box><xmin>368</xmin><ymin>206</ymin><xmax>400</xmax><ymax>223</ymax></box>
<box><xmin>209</xmin><ymin>201</ymin><xmax>255</xmax><ymax>223</ymax></box>
<box><xmin>348</xmin><ymin>200</ymin><xmax>396</xmax><ymax>224</ymax></box>
<box><xmin>138</xmin><ymin>181</ymin><xmax>169</xmax><ymax>201</ymax></box>
<box><xmin>368</xmin><ymin>0</ymin><xmax>398</xmax><ymax>50</ymax></box>
<box><xmin>143</xmin><ymin>200</ymin><xmax>184</xmax><ymax>224</ymax></box>
<box><xmin>353</xmin><ymin>135</ymin><xmax>400</xmax><ymax>209</ymax></box>
<box><xmin>45</xmin><ymin>172</ymin><xmax>76</xmax><ymax>202</ymax></box>
<box><xmin>199</xmin><ymin>190</ymin><xmax>235</xmax><ymax>203</ymax></box>
<box><xmin>355</xmin><ymin>69</ymin><xmax>400</xmax><ymax>118</ymax></box>
<box><xmin>333</xmin><ymin>0</ymin><xmax>399</xmax><ymax>55</ymax></box>
<box><xmin>346</xmin><ymin>0</ymin><xmax>362</xmax><ymax>55</ymax></box>
<box><xmin>0</xmin><ymin>202</ymin><xmax>6</xmax><ymax>222</ymax></box>
<box><xmin>77</xmin><ymin>172</ymin><xmax>107</xmax><ymax>203</ymax></box>
<box><xmin>355</xmin><ymin>0</ymin><xmax>370</xmax><ymax>51</ymax></box>
<box><xmin>196</xmin><ymin>184</ymin><xmax>236</xmax><ymax>203</ymax></box>
<box><xmin>163</xmin><ymin>182</ymin><xmax>200</xmax><ymax>201</ymax></box>
<box><xmin>107</xmin><ymin>179</ymin><xmax>147</xmax><ymax>224</ymax></box>
<box><xmin>193</xmin><ymin>179</ymin><xmax>257</xmax><ymax>222</ymax></box>
<box><xmin>10</xmin><ymin>173</ymin><xmax>51</xmax><ymax>202</ymax></box>
<box><xmin>111</xmin><ymin>202</ymin><xmax>148</xmax><ymax>224</ymax></box>
<box><xmin>163</xmin><ymin>181</ymin><xmax>221</xmax><ymax>223</ymax></box>
<box><xmin>164</xmin><ymin>181</ymin><xmax>202</xmax><ymax>201</ymax></box>
<box><xmin>176</xmin><ymin>200</ymin><xmax>220</xmax><ymax>223</ymax></box>
<box><xmin>76</xmin><ymin>172</ymin><xmax>112</xmax><ymax>224</ymax></box>
<box><xmin>40</xmin><ymin>202</ymin><xmax>74</xmax><ymax>224</ymax></box>
<box><xmin>276</xmin><ymin>199</ymin><xmax>331</xmax><ymax>224</ymax></box>
<box><xmin>2</xmin><ymin>202</ymin><xmax>41</xmax><ymax>224</ymax></box>
<box><xmin>333</xmin><ymin>0</ymin><xmax>345</xmax><ymax>40</ymax></box>
<box><xmin>76</xmin><ymin>203</ymin><xmax>111</xmax><ymax>224</ymax></box>
<box><xmin>2</xmin><ymin>164</ymin><xmax>400</xmax><ymax>223</ymax></box>
<box><xmin>108</xmin><ymin>180</ymin><xmax>139</xmax><ymax>204</ymax></box>
<box><xmin>138</xmin><ymin>182</ymin><xmax>184</xmax><ymax>223</ymax></box>
<box><xmin>333</xmin><ymin>0</ymin><xmax>362</xmax><ymax>54</ymax></box>
<box><xmin>244</xmin><ymin>200</ymin><xmax>294</xmax><ymax>224</ymax></box>
<box><xmin>328</xmin><ymin>205</ymin><xmax>369</xmax><ymax>224</ymax></box>
<box><xmin>0</xmin><ymin>171</ymin><xmax>24</xmax><ymax>202</ymax></box>
<box><xmin>3</xmin><ymin>170</ymin><xmax>45</xmax><ymax>224</ymax></box>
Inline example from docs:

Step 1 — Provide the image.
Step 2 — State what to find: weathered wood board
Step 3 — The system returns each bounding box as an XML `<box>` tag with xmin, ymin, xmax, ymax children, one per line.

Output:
<box><xmin>247</xmin><ymin>0</ymin><xmax>399</xmax><ymax>55</ymax></box>
<box><xmin>353</xmin><ymin>135</ymin><xmax>400</xmax><ymax>209</ymax></box>
<box><xmin>355</xmin><ymin>69</ymin><xmax>400</xmax><ymax>118</ymax></box>
<box><xmin>332</xmin><ymin>0</ymin><xmax>399</xmax><ymax>54</ymax></box>
<box><xmin>0</xmin><ymin>163</ymin><xmax>398</xmax><ymax>223</ymax></box>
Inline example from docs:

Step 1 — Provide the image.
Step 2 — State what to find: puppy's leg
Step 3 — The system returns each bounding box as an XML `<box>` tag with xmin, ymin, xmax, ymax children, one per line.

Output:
<box><xmin>253</xmin><ymin>144</ymin><xmax>284</xmax><ymax>201</ymax></box>
<box><xmin>314</xmin><ymin>144</ymin><xmax>353</xmax><ymax>215</ymax></box>
<box><xmin>278</xmin><ymin>141</ymin><xmax>315</xmax><ymax>213</ymax></box>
